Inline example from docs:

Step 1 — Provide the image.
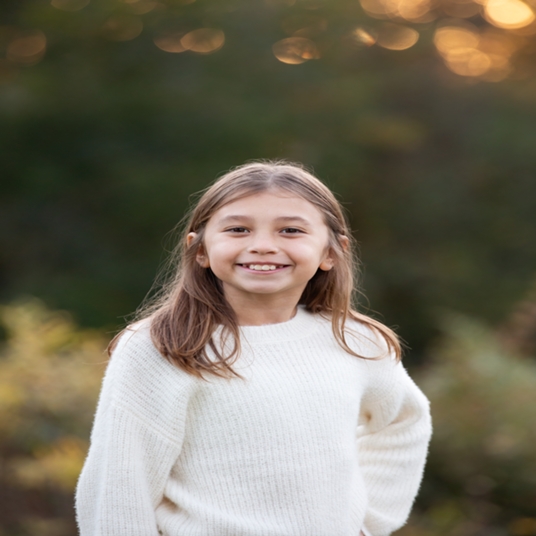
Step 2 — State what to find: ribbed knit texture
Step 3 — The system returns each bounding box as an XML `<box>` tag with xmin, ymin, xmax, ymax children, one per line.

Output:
<box><xmin>76</xmin><ymin>307</ymin><xmax>432</xmax><ymax>536</ymax></box>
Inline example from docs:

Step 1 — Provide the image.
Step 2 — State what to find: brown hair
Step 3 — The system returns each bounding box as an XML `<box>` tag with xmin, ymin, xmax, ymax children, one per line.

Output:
<box><xmin>109</xmin><ymin>160</ymin><xmax>401</xmax><ymax>377</ymax></box>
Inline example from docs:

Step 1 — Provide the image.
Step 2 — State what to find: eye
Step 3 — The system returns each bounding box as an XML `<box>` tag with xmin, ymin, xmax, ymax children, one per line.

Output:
<box><xmin>281</xmin><ymin>227</ymin><xmax>304</xmax><ymax>234</ymax></box>
<box><xmin>225</xmin><ymin>227</ymin><xmax>249</xmax><ymax>233</ymax></box>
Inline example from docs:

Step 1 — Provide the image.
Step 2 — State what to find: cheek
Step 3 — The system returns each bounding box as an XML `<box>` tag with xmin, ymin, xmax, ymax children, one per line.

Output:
<box><xmin>292</xmin><ymin>246</ymin><xmax>328</xmax><ymax>270</ymax></box>
<box><xmin>206</xmin><ymin>242</ymin><xmax>236</xmax><ymax>264</ymax></box>
<box><xmin>300</xmin><ymin>240</ymin><xmax>330</xmax><ymax>259</ymax></box>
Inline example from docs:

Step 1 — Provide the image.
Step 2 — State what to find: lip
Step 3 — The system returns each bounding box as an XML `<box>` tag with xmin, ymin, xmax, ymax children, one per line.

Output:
<box><xmin>237</xmin><ymin>263</ymin><xmax>290</xmax><ymax>273</ymax></box>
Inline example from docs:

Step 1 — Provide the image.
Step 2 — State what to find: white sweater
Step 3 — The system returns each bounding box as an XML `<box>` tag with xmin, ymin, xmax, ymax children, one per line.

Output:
<box><xmin>76</xmin><ymin>307</ymin><xmax>432</xmax><ymax>536</ymax></box>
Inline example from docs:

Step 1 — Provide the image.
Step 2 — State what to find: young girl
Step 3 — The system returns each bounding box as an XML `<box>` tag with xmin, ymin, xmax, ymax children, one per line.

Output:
<box><xmin>76</xmin><ymin>161</ymin><xmax>432</xmax><ymax>536</ymax></box>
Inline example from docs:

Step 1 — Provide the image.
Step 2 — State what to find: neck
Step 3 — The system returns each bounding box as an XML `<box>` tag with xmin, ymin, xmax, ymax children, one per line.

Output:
<box><xmin>224</xmin><ymin>292</ymin><xmax>300</xmax><ymax>326</ymax></box>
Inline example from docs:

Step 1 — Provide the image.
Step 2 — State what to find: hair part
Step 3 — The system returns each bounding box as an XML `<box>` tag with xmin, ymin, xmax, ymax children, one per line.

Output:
<box><xmin>108</xmin><ymin>160</ymin><xmax>401</xmax><ymax>377</ymax></box>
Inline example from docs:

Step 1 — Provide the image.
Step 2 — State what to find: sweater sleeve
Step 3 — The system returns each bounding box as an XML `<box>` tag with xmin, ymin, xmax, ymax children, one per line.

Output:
<box><xmin>358</xmin><ymin>355</ymin><xmax>432</xmax><ymax>536</ymax></box>
<box><xmin>75</xmin><ymin>325</ymin><xmax>193</xmax><ymax>536</ymax></box>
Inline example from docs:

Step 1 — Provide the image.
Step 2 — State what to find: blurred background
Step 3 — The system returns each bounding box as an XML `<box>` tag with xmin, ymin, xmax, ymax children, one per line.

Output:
<box><xmin>1</xmin><ymin>0</ymin><xmax>536</xmax><ymax>534</ymax></box>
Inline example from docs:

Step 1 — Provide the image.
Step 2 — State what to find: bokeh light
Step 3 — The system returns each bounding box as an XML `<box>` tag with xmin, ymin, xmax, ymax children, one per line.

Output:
<box><xmin>121</xmin><ymin>0</ymin><xmax>159</xmax><ymax>15</ymax></box>
<box><xmin>102</xmin><ymin>15</ymin><xmax>143</xmax><ymax>41</ymax></box>
<box><xmin>434</xmin><ymin>24</ymin><xmax>480</xmax><ymax>54</ymax></box>
<box><xmin>360</xmin><ymin>0</ymin><xmax>399</xmax><ymax>19</ymax></box>
<box><xmin>434</xmin><ymin>24</ymin><xmax>490</xmax><ymax>77</ymax></box>
<box><xmin>359</xmin><ymin>0</ymin><xmax>435</xmax><ymax>22</ymax></box>
<box><xmin>353</xmin><ymin>27</ymin><xmax>377</xmax><ymax>46</ymax></box>
<box><xmin>445</xmin><ymin>47</ymin><xmax>492</xmax><ymax>76</ymax></box>
<box><xmin>4</xmin><ymin>1</ymin><xmax>536</xmax><ymax>534</ymax></box>
<box><xmin>376</xmin><ymin>23</ymin><xmax>419</xmax><ymax>50</ymax></box>
<box><xmin>484</xmin><ymin>0</ymin><xmax>535</xmax><ymax>30</ymax></box>
<box><xmin>434</xmin><ymin>22</ymin><xmax>518</xmax><ymax>78</ymax></box>
<box><xmin>154</xmin><ymin>32</ymin><xmax>187</xmax><ymax>53</ymax></box>
<box><xmin>281</xmin><ymin>14</ymin><xmax>327</xmax><ymax>37</ymax></box>
<box><xmin>180</xmin><ymin>29</ymin><xmax>225</xmax><ymax>54</ymax></box>
<box><xmin>272</xmin><ymin>36</ymin><xmax>320</xmax><ymax>64</ymax></box>
<box><xmin>6</xmin><ymin>30</ymin><xmax>47</xmax><ymax>64</ymax></box>
<box><xmin>442</xmin><ymin>0</ymin><xmax>482</xmax><ymax>19</ymax></box>
<box><xmin>397</xmin><ymin>0</ymin><xmax>434</xmax><ymax>22</ymax></box>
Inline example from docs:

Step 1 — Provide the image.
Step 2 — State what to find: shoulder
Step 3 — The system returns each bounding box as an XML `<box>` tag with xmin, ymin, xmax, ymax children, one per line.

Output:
<box><xmin>341</xmin><ymin>314</ymin><xmax>415</xmax><ymax>393</ymax></box>
<box><xmin>103</xmin><ymin>319</ymin><xmax>197</xmax><ymax>419</ymax></box>
<box><xmin>108</xmin><ymin>319</ymin><xmax>169</xmax><ymax>378</ymax></box>
<box><xmin>341</xmin><ymin>317</ymin><xmax>430</xmax><ymax>411</ymax></box>
<box><xmin>342</xmin><ymin>314</ymin><xmax>393</xmax><ymax>361</ymax></box>
<box><xmin>303</xmin><ymin>309</ymin><xmax>391</xmax><ymax>360</ymax></box>
<box><xmin>311</xmin><ymin>312</ymin><xmax>430</xmax><ymax>415</ymax></box>
<box><xmin>109</xmin><ymin>318</ymin><xmax>192</xmax><ymax>382</ymax></box>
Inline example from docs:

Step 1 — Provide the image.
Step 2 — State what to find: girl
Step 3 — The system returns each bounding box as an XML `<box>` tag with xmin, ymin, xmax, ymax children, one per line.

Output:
<box><xmin>76</xmin><ymin>161</ymin><xmax>432</xmax><ymax>536</ymax></box>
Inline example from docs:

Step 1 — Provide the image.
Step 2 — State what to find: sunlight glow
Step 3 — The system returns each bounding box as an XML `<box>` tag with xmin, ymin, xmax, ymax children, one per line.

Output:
<box><xmin>434</xmin><ymin>26</ymin><xmax>480</xmax><ymax>54</ymax></box>
<box><xmin>6</xmin><ymin>31</ymin><xmax>47</xmax><ymax>64</ymax></box>
<box><xmin>397</xmin><ymin>0</ymin><xmax>433</xmax><ymax>22</ymax></box>
<box><xmin>444</xmin><ymin>48</ymin><xmax>492</xmax><ymax>76</ymax></box>
<box><xmin>433</xmin><ymin>23</ymin><xmax>517</xmax><ymax>78</ymax></box>
<box><xmin>376</xmin><ymin>23</ymin><xmax>419</xmax><ymax>50</ymax></box>
<box><xmin>484</xmin><ymin>0</ymin><xmax>535</xmax><ymax>29</ymax></box>
<box><xmin>360</xmin><ymin>0</ymin><xmax>399</xmax><ymax>18</ymax></box>
<box><xmin>272</xmin><ymin>37</ymin><xmax>320</xmax><ymax>64</ymax></box>
<box><xmin>442</xmin><ymin>0</ymin><xmax>482</xmax><ymax>19</ymax></box>
<box><xmin>359</xmin><ymin>0</ymin><xmax>434</xmax><ymax>22</ymax></box>
<box><xmin>353</xmin><ymin>28</ymin><xmax>377</xmax><ymax>46</ymax></box>
<box><xmin>154</xmin><ymin>33</ymin><xmax>187</xmax><ymax>53</ymax></box>
<box><xmin>181</xmin><ymin>29</ymin><xmax>225</xmax><ymax>54</ymax></box>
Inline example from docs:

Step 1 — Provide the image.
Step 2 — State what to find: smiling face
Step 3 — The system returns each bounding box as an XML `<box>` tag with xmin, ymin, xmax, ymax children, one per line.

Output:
<box><xmin>189</xmin><ymin>190</ymin><xmax>335</xmax><ymax>311</ymax></box>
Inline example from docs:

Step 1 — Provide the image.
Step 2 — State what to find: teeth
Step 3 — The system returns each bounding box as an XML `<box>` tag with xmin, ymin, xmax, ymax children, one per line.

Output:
<box><xmin>247</xmin><ymin>264</ymin><xmax>278</xmax><ymax>271</ymax></box>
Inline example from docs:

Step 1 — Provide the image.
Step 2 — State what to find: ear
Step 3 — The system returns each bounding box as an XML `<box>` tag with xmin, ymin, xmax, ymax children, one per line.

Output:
<box><xmin>319</xmin><ymin>235</ymin><xmax>348</xmax><ymax>271</ymax></box>
<box><xmin>319</xmin><ymin>256</ymin><xmax>334</xmax><ymax>271</ymax></box>
<box><xmin>187</xmin><ymin>232</ymin><xmax>210</xmax><ymax>268</ymax></box>
<box><xmin>319</xmin><ymin>247</ymin><xmax>335</xmax><ymax>271</ymax></box>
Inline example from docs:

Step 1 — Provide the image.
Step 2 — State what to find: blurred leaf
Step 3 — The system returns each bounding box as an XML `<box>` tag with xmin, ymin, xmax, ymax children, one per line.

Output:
<box><xmin>410</xmin><ymin>313</ymin><xmax>536</xmax><ymax>533</ymax></box>
<box><xmin>0</xmin><ymin>298</ymin><xmax>105</xmax><ymax>533</ymax></box>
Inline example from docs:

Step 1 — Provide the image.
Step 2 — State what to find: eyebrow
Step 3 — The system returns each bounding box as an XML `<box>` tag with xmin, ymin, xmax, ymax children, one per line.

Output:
<box><xmin>218</xmin><ymin>215</ymin><xmax>313</xmax><ymax>226</ymax></box>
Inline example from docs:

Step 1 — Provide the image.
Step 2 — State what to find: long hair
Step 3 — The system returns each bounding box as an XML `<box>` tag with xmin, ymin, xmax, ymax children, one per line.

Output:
<box><xmin>109</xmin><ymin>160</ymin><xmax>401</xmax><ymax>378</ymax></box>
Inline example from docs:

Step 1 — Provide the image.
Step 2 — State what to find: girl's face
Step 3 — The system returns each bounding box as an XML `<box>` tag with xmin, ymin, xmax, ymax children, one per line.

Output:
<box><xmin>188</xmin><ymin>190</ymin><xmax>335</xmax><ymax>308</ymax></box>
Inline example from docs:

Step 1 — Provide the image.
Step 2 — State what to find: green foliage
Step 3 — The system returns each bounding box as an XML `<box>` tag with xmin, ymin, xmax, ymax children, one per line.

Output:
<box><xmin>1</xmin><ymin>1</ymin><xmax>536</xmax><ymax>531</ymax></box>
<box><xmin>1</xmin><ymin>301</ymin><xmax>535</xmax><ymax>535</ymax></box>
<box><xmin>398</xmin><ymin>314</ymin><xmax>536</xmax><ymax>535</ymax></box>
<box><xmin>1</xmin><ymin>1</ymin><xmax>536</xmax><ymax>358</ymax></box>
<box><xmin>0</xmin><ymin>299</ymin><xmax>105</xmax><ymax>535</ymax></box>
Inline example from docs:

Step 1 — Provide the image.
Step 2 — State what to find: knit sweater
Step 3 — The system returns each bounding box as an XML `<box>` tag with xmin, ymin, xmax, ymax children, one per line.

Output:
<box><xmin>75</xmin><ymin>307</ymin><xmax>432</xmax><ymax>536</ymax></box>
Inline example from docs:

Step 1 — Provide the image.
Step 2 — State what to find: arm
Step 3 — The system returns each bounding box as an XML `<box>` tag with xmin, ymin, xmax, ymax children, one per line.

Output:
<box><xmin>358</xmin><ymin>359</ymin><xmax>432</xmax><ymax>536</ymax></box>
<box><xmin>76</xmin><ymin>405</ymin><xmax>182</xmax><ymax>535</ymax></box>
<box><xmin>75</xmin><ymin>325</ymin><xmax>191</xmax><ymax>536</ymax></box>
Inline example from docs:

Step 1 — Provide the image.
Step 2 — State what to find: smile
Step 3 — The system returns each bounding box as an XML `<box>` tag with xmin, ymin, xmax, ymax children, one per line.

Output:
<box><xmin>239</xmin><ymin>264</ymin><xmax>288</xmax><ymax>272</ymax></box>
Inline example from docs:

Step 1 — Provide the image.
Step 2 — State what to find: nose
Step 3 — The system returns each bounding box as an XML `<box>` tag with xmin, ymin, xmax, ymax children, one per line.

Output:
<box><xmin>247</xmin><ymin>232</ymin><xmax>278</xmax><ymax>255</ymax></box>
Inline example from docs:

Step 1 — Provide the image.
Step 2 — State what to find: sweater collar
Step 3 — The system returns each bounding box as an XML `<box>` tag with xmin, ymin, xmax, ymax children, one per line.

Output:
<box><xmin>238</xmin><ymin>306</ymin><xmax>320</xmax><ymax>344</ymax></box>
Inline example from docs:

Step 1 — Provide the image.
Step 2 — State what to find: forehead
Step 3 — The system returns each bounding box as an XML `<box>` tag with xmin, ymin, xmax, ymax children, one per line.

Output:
<box><xmin>210</xmin><ymin>190</ymin><xmax>327</xmax><ymax>224</ymax></box>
